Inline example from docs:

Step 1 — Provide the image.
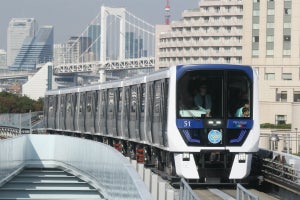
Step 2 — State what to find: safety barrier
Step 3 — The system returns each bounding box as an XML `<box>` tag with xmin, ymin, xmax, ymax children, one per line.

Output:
<box><xmin>179</xmin><ymin>178</ymin><xmax>201</xmax><ymax>200</ymax></box>
<box><xmin>236</xmin><ymin>183</ymin><xmax>259</xmax><ymax>200</ymax></box>
<box><xmin>0</xmin><ymin>135</ymin><xmax>152</xmax><ymax>200</ymax></box>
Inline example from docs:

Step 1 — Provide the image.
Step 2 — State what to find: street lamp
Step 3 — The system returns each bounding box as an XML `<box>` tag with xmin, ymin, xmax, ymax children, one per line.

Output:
<box><xmin>270</xmin><ymin>134</ymin><xmax>279</xmax><ymax>151</ymax></box>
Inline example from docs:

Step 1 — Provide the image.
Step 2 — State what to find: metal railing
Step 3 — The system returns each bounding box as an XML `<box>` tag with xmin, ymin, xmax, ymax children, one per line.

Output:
<box><xmin>236</xmin><ymin>183</ymin><xmax>259</xmax><ymax>200</ymax></box>
<box><xmin>259</xmin><ymin>149</ymin><xmax>300</xmax><ymax>186</ymax></box>
<box><xmin>179</xmin><ymin>178</ymin><xmax>201</xmax><ymax>200</ymax></box>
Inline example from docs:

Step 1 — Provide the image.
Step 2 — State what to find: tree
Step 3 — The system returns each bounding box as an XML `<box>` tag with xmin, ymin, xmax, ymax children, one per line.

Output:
<box><xmin>0</xmin><ymin>92</ymin><xmax>44</xmax><ymax>114</ymax></box>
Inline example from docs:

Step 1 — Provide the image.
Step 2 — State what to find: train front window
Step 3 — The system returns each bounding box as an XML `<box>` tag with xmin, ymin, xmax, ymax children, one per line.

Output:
<box><xmin>177</xmin><ymin>70</ymin><xmax>224</xmax><ymax>118</ymax></box>
<box><xmin>227</xmin><ymin>71</ymin><xmax>252</xmax><ymax>118</ymax></box>
<box><xmin>177</xmin><ymin>69</ymin><xmax>252</xmax><ymax>119</ymax></box>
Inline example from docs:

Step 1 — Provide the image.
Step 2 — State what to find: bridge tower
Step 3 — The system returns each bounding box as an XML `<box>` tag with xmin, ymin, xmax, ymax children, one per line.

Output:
<box><xmin>100</xmin><ymin>6</ymin><xmax>126</xmax><ymax>62</ymax></box>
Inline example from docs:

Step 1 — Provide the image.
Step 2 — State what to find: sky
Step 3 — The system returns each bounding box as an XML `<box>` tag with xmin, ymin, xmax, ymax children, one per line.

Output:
<box><xmin>0</xmin><ymin>0</ymin><xmax>200</xmax><ymax>50</ymax></box>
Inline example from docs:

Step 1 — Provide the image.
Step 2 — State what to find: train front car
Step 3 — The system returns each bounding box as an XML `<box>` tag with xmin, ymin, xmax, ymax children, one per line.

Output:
<box><xmin>168</xmin><ymin>64</ymin><xmax>259</xmax><ymax>182</ymax></box>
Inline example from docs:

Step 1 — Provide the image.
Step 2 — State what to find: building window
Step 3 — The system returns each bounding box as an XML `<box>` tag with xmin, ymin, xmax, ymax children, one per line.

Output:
<box><xmin>276</xmin><ymin>91</ymin><xmax>287</xmax><ymax>102</ymax></box>
<box><xmin>267</xmin><ymin>36</ymin><xmax>274</xmax><ymax>42</ymax></box>
<box><xmin>265</xmin><ymin>73</ymin><xmax>275</xmax><ymax>80</ymax></box>
<box><xmin>267</xmin><ymin>23</ymin><xmax>274</xmax><ymax>28</ymax></box>
<box><xmin>275</xmin><ymin>115</ymin><xmax>287</xmax><ymax>125</ymax></box>
<box><xmin>254</xmin><ymin>0</ymin><xmax>260</xmax><ymax>2</ymax></box>
<box><xmin>294</xmin><ymin>91</ymin><xmax>300</xmax><ymax>102</ymax></box>
<box><xmin>284</xmin><ymin>35</ymin><xmax>291</xmax><ymax>41</ymax></box>
<box><xmin>253</xmin><ymin>36</ymin><xmax>259</xmax><ymax>42</ymax></box>
<box><xmin>267</xmin><ymin>9</ymin><xmax>275</xmax><ymax>15</ymax></box>
<box><xmin>252</xmin><ymin>50</ymin><xmax>259</xmax><ymax>56</ymax></box>
<box><xmin>282</xmin><ymin>73</ymin><xmax>292</xmax><ymax>80</ymax></box>
<box><xmin>225</xmin><ymin>57</ymin><xmax>231</xmax><ymax>63</ymax></box>
<box><xmin>266</xmin><ymin>50</ymin><xmax>274</xmax><ymax>56</ymax></box>
<box><xmin>253</xmin><ymin>10</ymin><xmax>260</xmax><ymax>16</ymax></box>
<box><xmin>253</xmin><ymin>24</ymin><xmax>259</xmax><ymax>29</ymax></box>
<box><xmin>284</xmin><ymin>8</ymin><xmax>292</xmax><ymax>15</ymax></box>
<box><xmin>284</xmin><ymin>23</ymin><xmax>291</xmax><ymax>28</ymax></box>
<box><xmin>283</xmin><ymin>49</ymin><xmax>291</xmax><ymax>56</ymax></box>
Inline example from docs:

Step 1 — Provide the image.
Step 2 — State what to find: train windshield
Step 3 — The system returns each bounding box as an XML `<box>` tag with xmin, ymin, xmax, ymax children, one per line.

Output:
<box><xmin>177</xmin><ymin>70</ymin><xmax>252</xmax><ymax>119</ymax></box>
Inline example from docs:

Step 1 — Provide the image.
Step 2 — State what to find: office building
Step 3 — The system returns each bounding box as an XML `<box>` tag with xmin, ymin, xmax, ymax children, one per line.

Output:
<box><xmin>7</xmin><ymin>18</ymin><xmax>38</xmax><ymax>66</ymax></box>
<box><xmin>88</xmin><ymin>24</ymin><xmax>101</xmax><ymax>61</ymax></box>
<box><xmin>11</xmin><ymin>26</ymin><xmax>53</xmax><ymax>70</ymax></box>
<box><xmin>67</xmin><ymin>36</ymin><xmax>93</xmax><ymax>63</ymax></box>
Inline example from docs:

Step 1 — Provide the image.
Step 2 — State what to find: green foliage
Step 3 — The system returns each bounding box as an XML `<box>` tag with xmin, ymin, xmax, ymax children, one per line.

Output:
<box><xmin>0</xmin><ymin>92</ymin><xmax>44</xmax><ymax>113</ymax></box>
<box><xmin>260</xmin><ymin>123</ymin><xmax>291</xmax><ymax>129</ymax></box>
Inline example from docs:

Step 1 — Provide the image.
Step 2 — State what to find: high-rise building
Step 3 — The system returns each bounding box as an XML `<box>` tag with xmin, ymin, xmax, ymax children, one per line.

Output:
<box><xmin>155</xmin><ymin>0</ymin><xmax>243</xmax><ymax>69</ymax></box>
<box><xmin>242</xmin><ymin>0</ymin><xmax>300</xmax><ymax>126</ymax></box>
<box><xmin>0</xmin><ymin>49</ymin><xmax>7</xmax><ymax>69</ymax></box>
<box><xmin>53</xmin><ymin>43</ymin><xmax>68</xmax><ymax>65</ymax></box>
<box><xmin>7</xmin><ymin>18</ymin><xmax>38</xmax><ymax>67</ymax></box>
<box><xmin>11</xmin><ymin>26</ymin><xmax>53</xmax><ymax>70</ymax></box>
<box><xmin>67</xmin><ymin>36</ymin><xmax>93</xmax><ymax>63</ymax></box>
<box><xmin>125</xmin><ymin>32</ymin><xmax>146</xmax><ymax>59</ymax></box>
<box><xmin>88</xmin><ymin>25</ymin><xmax>101</xmax><ymax>61</ymax></box>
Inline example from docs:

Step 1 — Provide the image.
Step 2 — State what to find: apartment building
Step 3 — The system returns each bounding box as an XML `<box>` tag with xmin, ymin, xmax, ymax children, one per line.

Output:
<box><xmin>155</xmin><ymin>0</ymin><xmax>300</xmax><ymax>128</ymax></box>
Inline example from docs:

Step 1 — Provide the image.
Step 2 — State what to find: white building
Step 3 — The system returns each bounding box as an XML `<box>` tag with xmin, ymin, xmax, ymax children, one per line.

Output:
<box><xmin>22</xmin><ymin>62</ymin><xmax>53</xmax><ymax>100</ymax></box>
<box><xmin>242</xmin><ymin>0</ymin><xmax>300</xmax><ymax>126</ymax></box>
<box><xmin>0</xmin><ymin>49</ymin><xmax>7</xmax><ymax>69</ymax></box>
<box><xmin>155</xmin><ymin>0</ymin><xmax>243</xmax><ymax>69</ymax></box>
<box><xmin>7</xmin><ymin>18</ymin><xmax>38</xmax><ymax>67</ymax></box>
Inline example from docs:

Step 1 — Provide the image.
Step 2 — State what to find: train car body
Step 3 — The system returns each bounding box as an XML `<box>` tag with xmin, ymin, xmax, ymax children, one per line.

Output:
<box><xmin>44</xmin><ymin>64</ymin><xmax>259</xmax><ymax>182</ymax></box>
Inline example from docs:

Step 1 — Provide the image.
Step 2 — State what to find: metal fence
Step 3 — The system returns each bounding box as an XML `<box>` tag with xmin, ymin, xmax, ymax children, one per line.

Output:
<box><xmin>179</xmin><ymin>178</ymin><xmax>201</xmax><ymax>200</ymax></box>
<box><xmin>236</xmin><ymin>183</ymin><xmax>259</xmax><ymax>200</ymax></box>
<box><xmin>0</xmin><ymin>112</ymin><xmax>43</xmax><ymax>129</ymax></box>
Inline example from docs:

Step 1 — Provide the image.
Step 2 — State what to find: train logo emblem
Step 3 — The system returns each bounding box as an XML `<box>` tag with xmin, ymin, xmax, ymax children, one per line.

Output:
<box><xmin>208</xmin><ymin>130</ymin><xmax>222</xmax><ymax>144</ymax></box>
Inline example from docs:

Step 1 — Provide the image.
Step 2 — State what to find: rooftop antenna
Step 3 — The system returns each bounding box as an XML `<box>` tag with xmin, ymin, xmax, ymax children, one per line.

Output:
<box><xmin>165</xmin><ymin>0</ymin><xmax>171</xmax><ymax>25</ymax></box>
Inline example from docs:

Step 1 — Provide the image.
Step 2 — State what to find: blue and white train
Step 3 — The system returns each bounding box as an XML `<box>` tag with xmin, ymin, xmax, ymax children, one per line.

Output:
<box><xmin>44</xmin><ymin>64</ymin><xmax>260</xmax><ymax>182</ymax></box>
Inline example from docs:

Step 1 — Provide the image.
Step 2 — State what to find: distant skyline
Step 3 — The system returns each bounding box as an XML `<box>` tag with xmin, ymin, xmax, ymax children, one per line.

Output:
<box><xmin>0</xmin><ymin>0</ymin><xmax>200</xmax><ymax>49</ymax></box>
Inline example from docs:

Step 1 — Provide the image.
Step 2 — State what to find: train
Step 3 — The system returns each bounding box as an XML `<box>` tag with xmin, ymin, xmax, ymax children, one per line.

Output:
<box><xmin>44</xmin><ymin>64</ymin><xmax>260</xmax><ymax>182</ymax></box>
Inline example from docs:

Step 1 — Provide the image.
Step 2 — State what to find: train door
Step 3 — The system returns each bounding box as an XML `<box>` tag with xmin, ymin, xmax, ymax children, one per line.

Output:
<box><xmin>54</xmin><ymin>95</ymin><xmax>60</xmax><ymax>130</ymax></box>
<box><xmin>107</xmin><ymin>89</ymin><xmax>117</xmax><ymax>136</ymax></box>
<box><xmin>129</xmin><ymin>85</ymin><xmax>138</xmax><ymax>140</ymax></box>
<box><xmin>59</xmin><ymin>94</ymin><xmax>66</xmax><ymax>130</ymax></box>
<box><xmin>139</xmin><ymin>84</ymin><xmax>146</xmax><ymax>141</ymax></box>
<box><xmin>146</xmin><ymin>82</ymin><xmax>154</xmax><ymax>143</ymax></box>
<box><xmin>78</xmin><ymin>92</ymin><xmax>86</xmax><ymax>133</ymax></box>
<box><xmin>122</xmin><ymin>87</ymin><xmax>130</xmax><ymax>138</ymax></box>
<box><xmin>74</xmin><ymin>92</ymin><xmax>80</xmax><ymax>131</ymax></box>
<box><xmin>65</xmin><ymin>93</ymin><xmax>74</xmax><ymax>131</ymax></box>
<box><xmin>100</xmin><ymin>89</ymin><xmax>108</xmax><ymax>135</ymax></box>
<box><xmin>152</xmin><ymin>80</ymin><xmax>168</xmax><ymax>146</ymax></box>
<box><xmin>117</xmin><ymin>88</ymin><xmax>123</xmax><ymax>137</ymax></box>
<box><xmin>94</xmin><ymin>90</ymin><xmax>101</xmax><ymax>133</ymax></box>
<box><xmin>85</xmin><ymin>91</ymin><xmax>95</xmax><ymax>134</ymax></box>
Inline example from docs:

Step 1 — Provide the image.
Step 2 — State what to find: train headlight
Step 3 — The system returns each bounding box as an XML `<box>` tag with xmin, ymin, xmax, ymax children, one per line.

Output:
<box><xmin>238</xmin><ymin>153</ymin><xmax>246</xmax><ymax>163</ymax></box>
<box><xmin>182</xmin><ymin>153</ymin><xmax>190</xmax><ymax>161</ymax></box>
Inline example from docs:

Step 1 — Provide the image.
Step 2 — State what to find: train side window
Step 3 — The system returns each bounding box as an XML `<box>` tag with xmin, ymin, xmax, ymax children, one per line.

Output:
<box><xmin>118</xmin><ymin>88</ymin><xmax>122</xmax><ymax>113</ymax></box>
<box><xmin>86</xmin><ymin>92</ymin><xmax>92</xmax><ymax>113</ymax></box>
<box><xmin>141</xmin><ymin>84</ymin><xmax>146</xmax><ymax>113</ymax></box>
<box><xmin>131</xmin><ymin>86</ymin><xmax>137</xmax><ymax>113</ymax></box>
<box><xmin>108</xmin><ymin>89</ymin><xmax>114</xmax><ymax>113</ymax></box>
<box><xmin>154</xmin><ymin>81</ymin><xmax>161</xmax><ymax>113</ymax></box>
